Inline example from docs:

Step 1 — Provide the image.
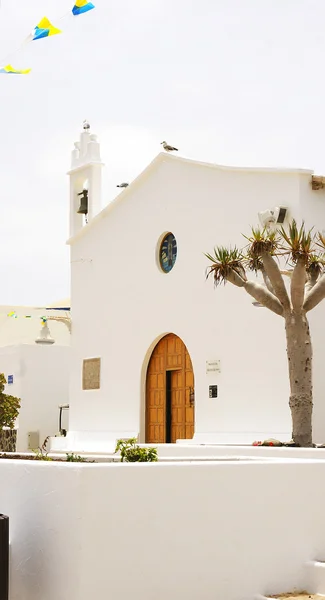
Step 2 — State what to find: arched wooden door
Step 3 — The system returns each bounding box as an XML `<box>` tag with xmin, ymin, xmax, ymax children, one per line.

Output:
<box><xmin>146</xmin><ymin>334</ymin><xmax>195</xmax><ymax>443</ymax></box>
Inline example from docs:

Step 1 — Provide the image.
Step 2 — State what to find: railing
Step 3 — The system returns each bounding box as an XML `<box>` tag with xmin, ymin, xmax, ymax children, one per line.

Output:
<box><xmin>58</xmin><ymin>404</ymin><xmax>69</xmax><ymax>437</ymax></box>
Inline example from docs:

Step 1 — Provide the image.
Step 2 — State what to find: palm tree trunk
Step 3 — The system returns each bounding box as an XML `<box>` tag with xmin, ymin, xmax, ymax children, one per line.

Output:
<box><xmin>285</xmin><ymin>312</ymin><xmax>313</xmax><ymax>447</ymax></box>
<box><xmin>0</xmin><ymin>429</ymin><xmax>17</xmax><ymax>452</ymax></box>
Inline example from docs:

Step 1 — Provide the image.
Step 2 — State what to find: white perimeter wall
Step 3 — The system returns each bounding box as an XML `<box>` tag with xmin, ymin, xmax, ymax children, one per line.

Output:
<box><xmin>2</xmin><ymin>458</ymin><xmax>325</xmax><ymax>600</ymax></box>
<box><xmin>0</xmin><ymin>345</ymin><xmax>70</xmax><ymax>451</ymax></box>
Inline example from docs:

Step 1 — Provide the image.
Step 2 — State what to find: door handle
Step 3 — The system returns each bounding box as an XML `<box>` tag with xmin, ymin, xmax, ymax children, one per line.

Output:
<box><xmin>189</xmin><ymin>387</ymin><xmax>195</xmax><ymax>406</ymax></box>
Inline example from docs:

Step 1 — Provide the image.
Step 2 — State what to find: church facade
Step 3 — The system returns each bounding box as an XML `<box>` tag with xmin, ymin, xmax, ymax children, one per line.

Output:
<box><xmin>61</xmin><ymin>124</ymin><xmax>325</xmax><ymax>451</ymax></box>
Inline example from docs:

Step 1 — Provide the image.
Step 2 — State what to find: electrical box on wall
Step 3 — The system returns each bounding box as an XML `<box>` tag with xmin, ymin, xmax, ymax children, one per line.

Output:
<box><xmin>209</xmin><ymin>385</ymin><xmax>218</xmax><ymax>398</ymax></box>
<box><xmin>28</xmin><ymin>431</ymin><xmax>40</xmax><ymax>450</ymax></box>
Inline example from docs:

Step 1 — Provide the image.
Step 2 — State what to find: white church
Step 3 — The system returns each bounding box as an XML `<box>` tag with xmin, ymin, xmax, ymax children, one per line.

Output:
<box><xmin>53</xmin><ymin>123</ymin><xmax>325</xmax><ymax>453</ymax></box>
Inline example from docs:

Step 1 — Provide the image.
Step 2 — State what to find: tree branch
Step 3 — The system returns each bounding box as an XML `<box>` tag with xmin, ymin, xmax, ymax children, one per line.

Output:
<box><xmin>305</xmin><ymin>270</ymin><xmax>320</xmax><ymax>295</ymax></box>
<box><xmin>261</xmin><ymin>268</ymin><xmax>275</xmax><ymax>294</ymax></box>
<box><xmin>244</xmin><ymin>281</ymin><xmax>283</xmax><ymax>316</ymax></box>
<box><xmin>223</xmin><ymin>268</ymin><xmax>283</xmax><ymax>315</ymax></box>
<box><xmin>261</xmin><ymin>252</ymin><xmax>291</xmax><ymax>310</ymax></box>
<box><xmin>290</xmin><ymin>257</ymin><xmax>306</xmax><ymax>312</ymax></box>
<box><xmin>225</xmin><ymin>270</ymin><xmax>246</xmax><ymax>288</ymax></box>
<box><xmin>303</xmin><ymin>274</ymin><xmax>325</xmax><ymax>312</ymax></box>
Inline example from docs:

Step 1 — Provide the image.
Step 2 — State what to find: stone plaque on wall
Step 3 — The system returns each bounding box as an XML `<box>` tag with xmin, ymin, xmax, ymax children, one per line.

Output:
<box><xmin>82</xmin><ymin>358</ymin><xmax>101</xmax><ymax>390</ymax></box>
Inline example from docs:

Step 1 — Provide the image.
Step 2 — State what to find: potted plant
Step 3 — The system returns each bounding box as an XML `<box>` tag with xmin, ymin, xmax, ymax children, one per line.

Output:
<box><xmin>0</xmin><ymin>374</ymin><xmax>20</xmax><ymax>452</ymax></box>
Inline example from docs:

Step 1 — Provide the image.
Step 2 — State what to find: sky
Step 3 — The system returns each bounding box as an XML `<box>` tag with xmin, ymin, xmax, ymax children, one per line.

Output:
<box><xmin>0</xmin><ymin>0</ymin><xmax>325</xmax><ymax>305</ymax></box>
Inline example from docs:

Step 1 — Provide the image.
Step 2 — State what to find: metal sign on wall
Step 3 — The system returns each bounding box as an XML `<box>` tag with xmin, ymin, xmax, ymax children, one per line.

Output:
<box><xmin>82</xmin><ymin>358</ymin><xmax>101</xmax><ymax>390</ymax></box>
<box><xmin>209</xmin><ymin>385</ymin><xmax>218</xmax><ymax>398</ymax></box>
<box><xmin>7</xmin><ymin>375</ymin><xmax>13</xmax><ymax>385</ymax></box>
<box><xmin>206</xmin><ymin>360</ymin><xmax>221</xmax><ymax>374</ymax></box>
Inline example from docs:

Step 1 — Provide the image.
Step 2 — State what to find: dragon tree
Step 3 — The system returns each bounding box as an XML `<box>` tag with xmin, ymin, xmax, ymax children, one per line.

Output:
<box><xmin>206</xmin><ymin>222</ymin><xmax>325</xmax><ymax>447</ymax></box>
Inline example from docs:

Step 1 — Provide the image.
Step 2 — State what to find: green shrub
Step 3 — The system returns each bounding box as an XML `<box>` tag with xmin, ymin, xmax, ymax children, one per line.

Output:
<box><xmin>115</xmin><ymin>438</ymin><xmax>158</xmax><ymax>462</ymax></box>
<box><xmin>0</xmin><ymin>373</ymin><xmax>20</xmax><ymax>430</ymax></box>
<box><xmin>66</xmin><ymin>453</ymin><xmax>87</xmax><ymax>462</ymax></box>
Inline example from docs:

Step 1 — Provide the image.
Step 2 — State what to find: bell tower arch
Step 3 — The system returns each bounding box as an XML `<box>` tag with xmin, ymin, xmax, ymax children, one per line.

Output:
<box><xmin>68</xmin><ymin>120</ymin><xmax>104</xmax><ymax>238</ymax></box>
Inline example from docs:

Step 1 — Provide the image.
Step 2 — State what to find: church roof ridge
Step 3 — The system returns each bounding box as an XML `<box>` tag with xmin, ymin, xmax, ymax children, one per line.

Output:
<box><xmin>67</xmin><ymin>152</ymin><xmax>314</xmax><ymax>246</ymax></box>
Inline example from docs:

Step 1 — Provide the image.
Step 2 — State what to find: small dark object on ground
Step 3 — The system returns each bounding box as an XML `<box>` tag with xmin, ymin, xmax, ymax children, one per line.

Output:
<box><xmin>253</xmin><ymin>439</ymin><xmax>300</xmax><ymax>447</ymax></box>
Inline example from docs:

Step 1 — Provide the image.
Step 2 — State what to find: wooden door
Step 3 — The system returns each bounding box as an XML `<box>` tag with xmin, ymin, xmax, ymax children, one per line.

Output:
<box><xmin>146</xmin><ymin>334</ymin><xmax>194</xmax><ymax>443</ymax></box>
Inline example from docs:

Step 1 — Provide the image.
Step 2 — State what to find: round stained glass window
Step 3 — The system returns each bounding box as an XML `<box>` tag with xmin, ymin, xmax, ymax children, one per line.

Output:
<box><xmin>159</xmin><ymin>233</ymin><xmax>177</xmax><ymax>273</ymax></box>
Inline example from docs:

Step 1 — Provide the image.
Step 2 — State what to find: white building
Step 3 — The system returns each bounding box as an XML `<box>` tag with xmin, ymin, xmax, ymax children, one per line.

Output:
<box><xmin>55</xmin><ymin>123</ymin><xmax>325</xmax><ymax>452</ymax></box>
<box><xmin>0</xmin><ymin>343</ymin><xmax>70</xmax><ymax>451</ymax></box>
<box><xmin>0</xmin><ymin>302</ymin><xmax>71</xmax><ymax>451</ymax></box>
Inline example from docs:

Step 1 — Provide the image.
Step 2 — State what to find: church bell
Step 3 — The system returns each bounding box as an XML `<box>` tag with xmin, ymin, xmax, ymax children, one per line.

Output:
<box><xmin>77</xmin><ymin>189</ymin><xmax>88</xmax><ymax>215</ymax></box>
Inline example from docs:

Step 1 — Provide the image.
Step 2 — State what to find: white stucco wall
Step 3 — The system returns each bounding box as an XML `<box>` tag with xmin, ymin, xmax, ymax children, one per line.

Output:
<box><xmin>2</xmin><ymin>458</ymin><xmax>325</xmax><ymax>600</ymax></box>
<box><xmin>68</xmin><ymin>153</ymin><xmax>325</xmax><ymax>444</ymax></box>
<box><xmin>0</xmin><ymin>345</ymin><xmax>70</xmax><ymax>451</ymax></box>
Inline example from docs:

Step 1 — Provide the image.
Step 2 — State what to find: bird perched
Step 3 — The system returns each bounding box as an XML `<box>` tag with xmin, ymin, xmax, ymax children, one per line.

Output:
<box><xmin>161</xmin><ymin>141</ymin><xmax>178</xmax><ymax>152</ymax></box>
<box><xmin>116</xmin><ymin>182</ymin><xmax>129</xmax><ymax>188</ymax></box>
<box><xmin>83</xmin><ymin>120</ymin><xmax>90</xmax><ymax>131</ymax></box>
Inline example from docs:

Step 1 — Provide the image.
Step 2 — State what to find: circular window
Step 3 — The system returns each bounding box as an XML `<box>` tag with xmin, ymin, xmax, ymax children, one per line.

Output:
<box><xmin>159</xmin><ymin>233</ymin><xmax>177</xmax><ymax>273</ymax></box>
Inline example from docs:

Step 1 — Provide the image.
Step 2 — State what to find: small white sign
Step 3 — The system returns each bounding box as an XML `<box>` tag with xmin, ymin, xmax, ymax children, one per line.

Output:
<box><xmin>206</xmin><ymin>360</ymin><xmax>221</xmax><ymax>374</ymax></box>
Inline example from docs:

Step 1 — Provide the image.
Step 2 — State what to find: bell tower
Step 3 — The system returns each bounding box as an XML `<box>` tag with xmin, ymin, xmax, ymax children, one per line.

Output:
<box><xmin>68</xmin><ymin>120</ymin><xmax>103</xmax><ymax>238</ymax></box>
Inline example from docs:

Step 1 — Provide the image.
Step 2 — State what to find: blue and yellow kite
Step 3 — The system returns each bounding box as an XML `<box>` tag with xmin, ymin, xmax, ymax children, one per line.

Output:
<box><xmin>32</xmin><ymin>17</ymin><xmax>62</xmax><ymax>41</ymax></box>
<box><xmin>0</xmin><ymin>4</ymin><xmax>95</xmax><ymax>78</ymax></box>
<box><xmin>0</xmin><ymin>64</ymin><xmax>31</xmax><ymax>75</ymax></box>
<box><xmin>72</xmin><ymin>1</ymin><xmax>95</xmax><ymax>16</ymax></box>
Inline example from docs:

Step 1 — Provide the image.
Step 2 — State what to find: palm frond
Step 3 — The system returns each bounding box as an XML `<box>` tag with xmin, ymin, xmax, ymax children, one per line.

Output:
<box><xmin>306</xmin><ymin>254</ymin><xmax>325</xmax><ymax>277</ymax></box>
<box><xmin>205</xmin><ymin>246</ymin><xmax>245</xmax><ymax>286</ymax></box>
<box><xmin>243</xmin><ymin>227</ymin><xmax>279</xmax><ymax>258</ymax></box>
<box><xmin>244</xmin><ymin>247</ymin><xmax>264</xmax><ymax>273</ymax></box>
<box><xmin>279</xmin><ymin>220</ymin><xmax>315</xmax><ymax>263</ymax></box>
<box><xmin>316</xmin><ymin>232</ymin><xmax>325</xmax><ymax>251</ymax></box>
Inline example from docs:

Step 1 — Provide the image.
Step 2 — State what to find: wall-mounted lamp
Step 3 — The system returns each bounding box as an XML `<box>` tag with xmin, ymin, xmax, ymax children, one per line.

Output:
<box><xmin>258</xmin><ymin>206</ymin><xmax>288</xmax><ymax>229</ymax></box>
<box><xmin>35</xmin><ymin>320</ymin><xmax>55</xmax><ymax>345</ymax></box>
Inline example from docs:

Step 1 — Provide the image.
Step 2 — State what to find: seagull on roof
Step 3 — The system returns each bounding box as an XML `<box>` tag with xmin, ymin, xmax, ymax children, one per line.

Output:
<box><xmin>116</xmin><ymin>182</ymin><xmax>129</xmax><ymax>188</ymax></box>
<box><xmin>161</xmin><ymin>141</ymin><xmax>178</xmax><ymax>152</ymax></box>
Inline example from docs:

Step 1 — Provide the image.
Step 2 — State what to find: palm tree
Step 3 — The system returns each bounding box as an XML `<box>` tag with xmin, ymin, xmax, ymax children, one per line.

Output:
<box><xmin>206</xmin><ymin>222</ymin><xmax>325</xmax><ymax>447</ymax></box>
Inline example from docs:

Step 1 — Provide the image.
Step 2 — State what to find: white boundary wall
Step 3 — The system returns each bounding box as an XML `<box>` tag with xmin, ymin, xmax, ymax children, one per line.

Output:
<box><xmin>2</xmin><ymin>458</ymin><xmax>325</xmax><ymax>600</ymax></box>
<box><xmin>50</xmin><ymin>436</ymin><xmax>325</xmax><ymax>460</ymax></box>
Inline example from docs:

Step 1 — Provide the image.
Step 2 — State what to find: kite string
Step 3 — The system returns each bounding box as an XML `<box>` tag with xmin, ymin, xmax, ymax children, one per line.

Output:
<box><xmin>0</xmin><ymin>8</ymin><xmax>75</xmax><ymax>69</ymax></box>
<box><xmin>57</xmin><ymin>11</ymin><xmax>72</xmax><ymax>23</ymax></box>
<box><xmin>0</xmin><ymin>36</ymin><xmax>32</xmax><ymax>69</ymax></box>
